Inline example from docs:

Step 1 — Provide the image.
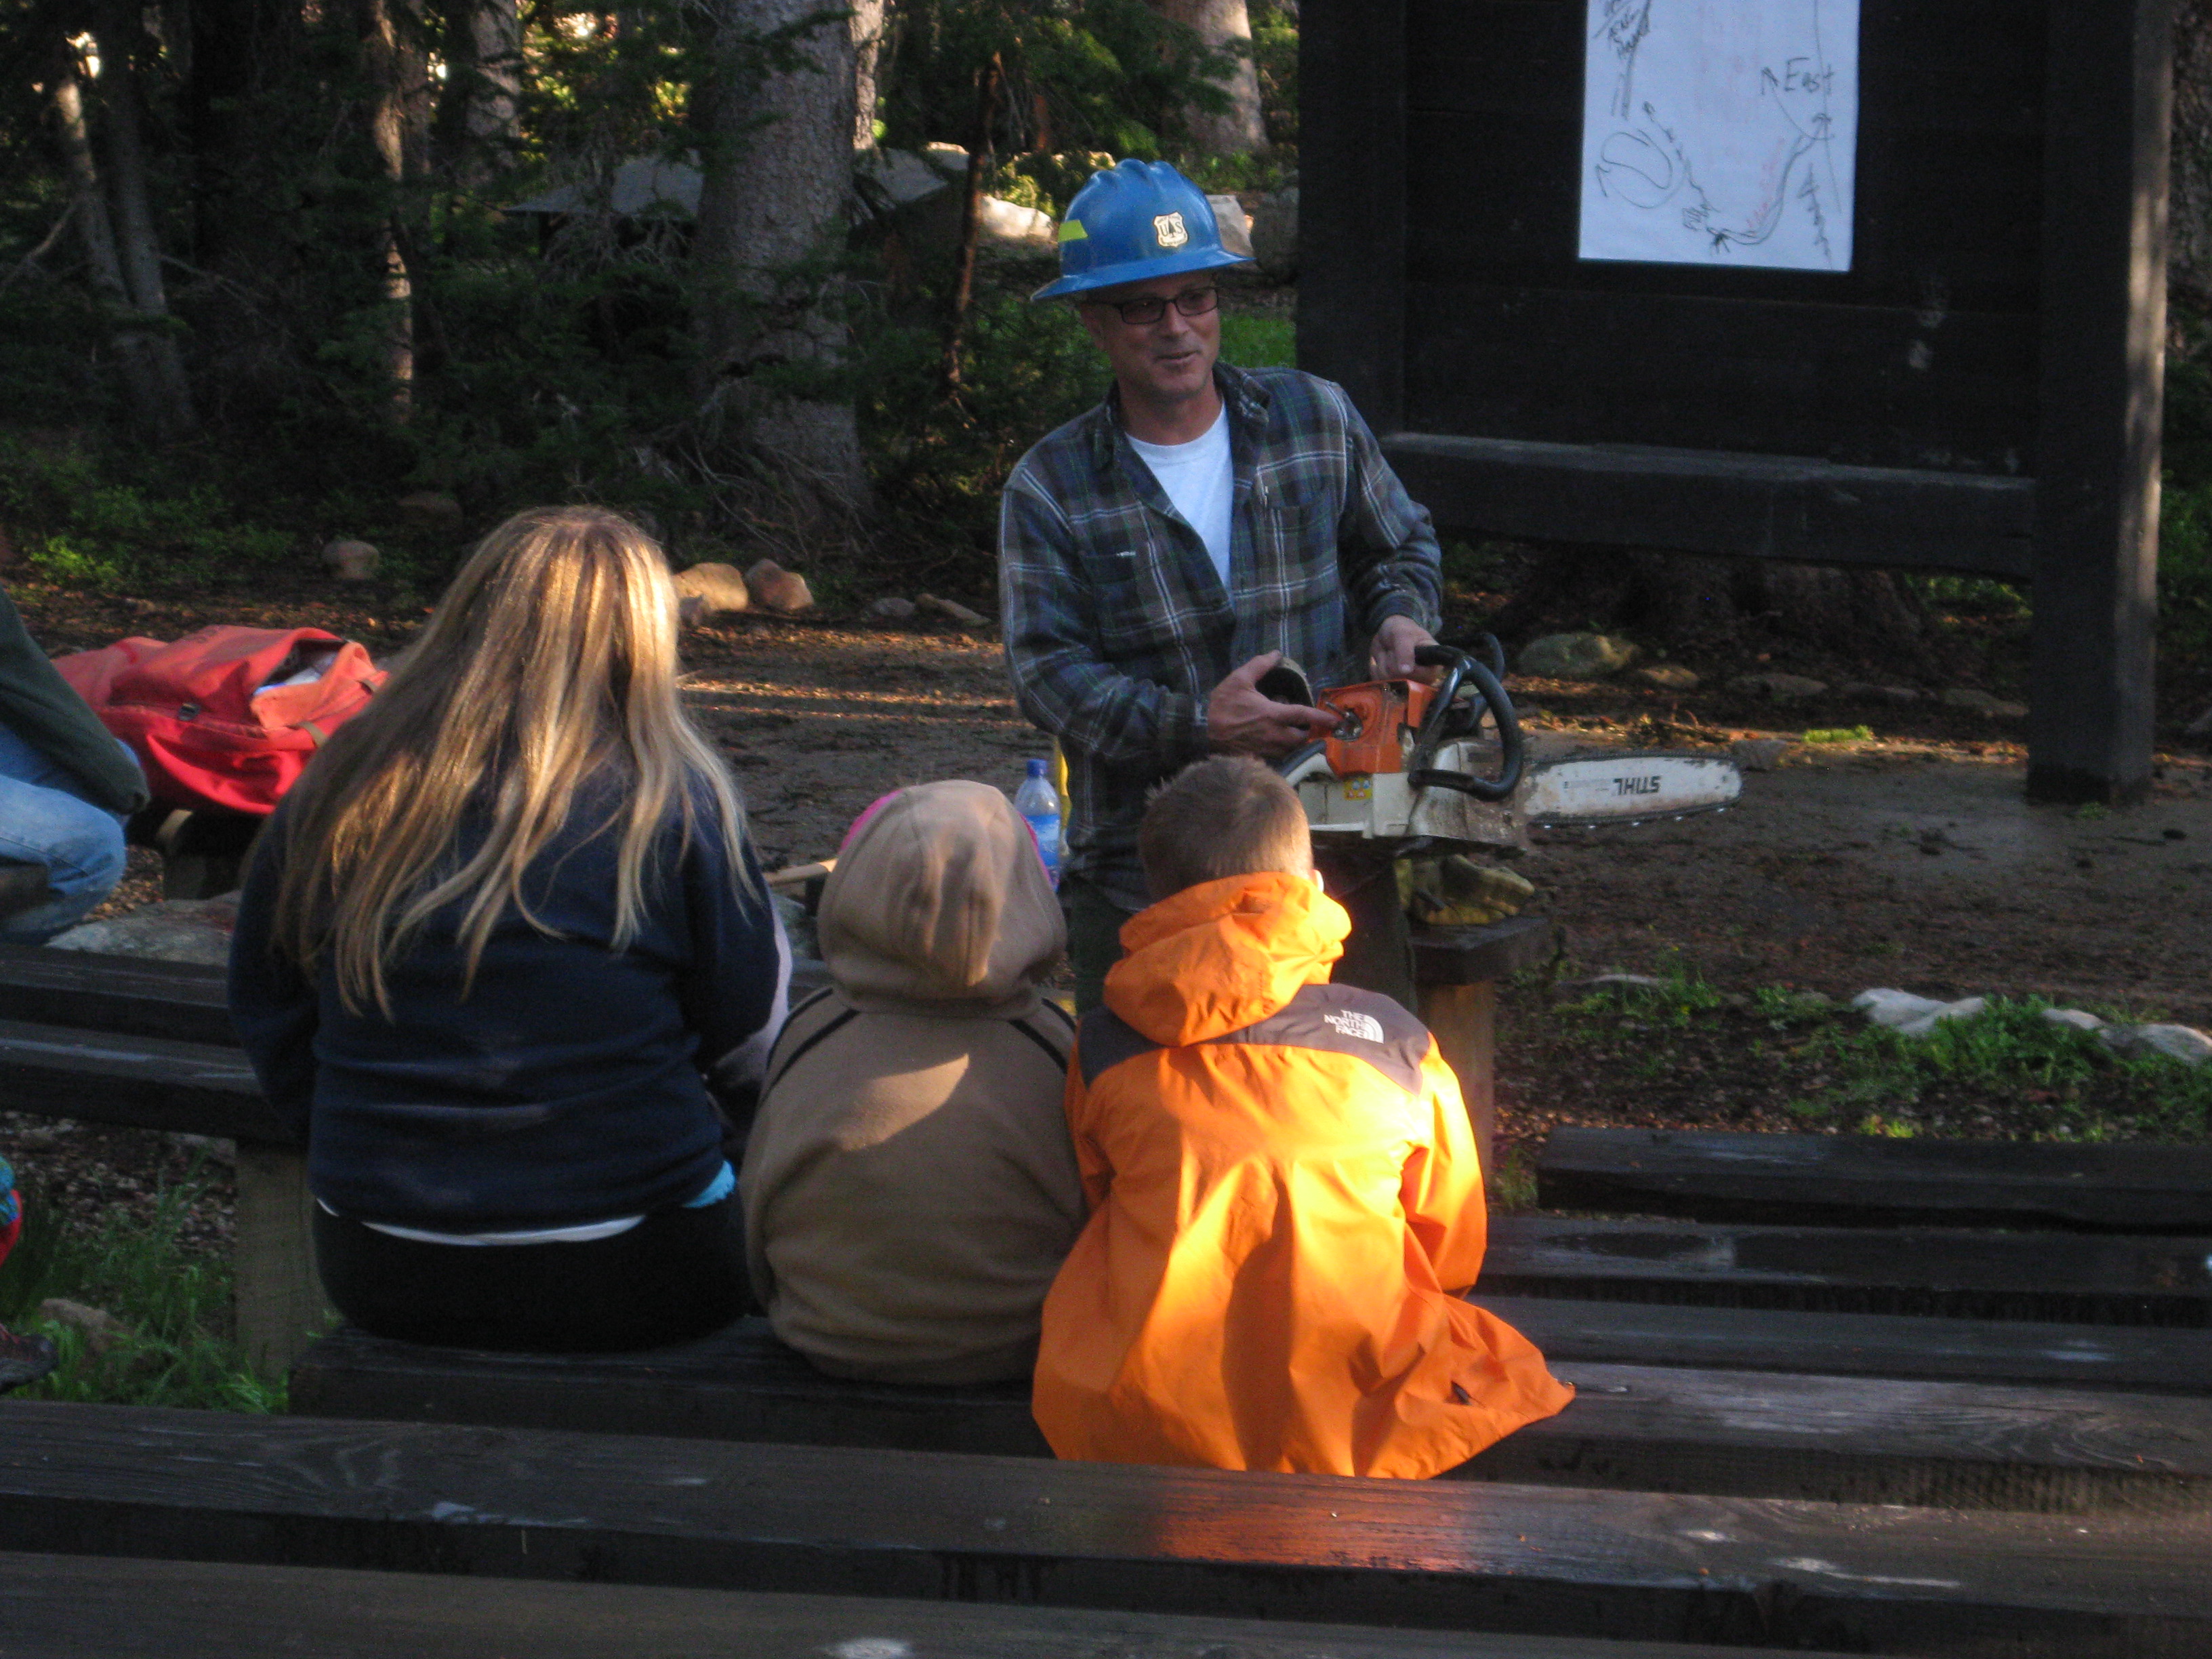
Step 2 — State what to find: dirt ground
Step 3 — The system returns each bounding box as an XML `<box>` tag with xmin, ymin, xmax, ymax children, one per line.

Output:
<box><xmin>5</xmin><ymin>584</ymin><xmax>2209</xmax><ymax>1256</ymax></box>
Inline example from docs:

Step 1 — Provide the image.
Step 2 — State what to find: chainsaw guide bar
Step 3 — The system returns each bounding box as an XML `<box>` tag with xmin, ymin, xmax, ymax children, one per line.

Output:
<box><xmin>1517</xmin><ymin>753</ymin><xmax>1743</xmax><ymax>830</ymax></box>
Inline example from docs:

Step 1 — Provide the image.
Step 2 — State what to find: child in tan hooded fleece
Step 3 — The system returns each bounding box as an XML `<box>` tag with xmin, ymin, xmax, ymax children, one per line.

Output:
<box><xmin>741</xmin><ymin>779</ymin><xmax>1084</xmax><ymax>1385</ymax></box>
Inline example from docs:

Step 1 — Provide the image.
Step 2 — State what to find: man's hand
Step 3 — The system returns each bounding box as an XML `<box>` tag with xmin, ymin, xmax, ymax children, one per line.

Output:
<box><xmin>1206</xmin><ymin>652</ymin><xmax>1340</xmax><ymax>758</ymax></box>
<box><xmin>1369</xmin><ymin>615</ymin><xmax>1440</xmax><ymax>683</ymax></box>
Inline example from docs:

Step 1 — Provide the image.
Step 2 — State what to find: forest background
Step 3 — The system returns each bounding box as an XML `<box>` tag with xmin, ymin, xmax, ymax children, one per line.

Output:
<box><xmin>0</xmin><ymin>0</ymin><xmax>2207</xmax><ymax>714</ymax></box>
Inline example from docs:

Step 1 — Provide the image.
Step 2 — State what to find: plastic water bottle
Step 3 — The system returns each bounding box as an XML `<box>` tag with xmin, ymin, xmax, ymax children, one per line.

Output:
<box><xmin>1015</xmin><ymin>758</ymin><xmax>1063</xmax><ymax>888</ymax></box>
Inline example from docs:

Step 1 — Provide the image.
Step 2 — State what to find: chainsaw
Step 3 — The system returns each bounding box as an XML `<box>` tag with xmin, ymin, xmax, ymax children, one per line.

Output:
<box><xmin>1273</xmin><ymin>640</ymin><xmax>1742</xmax><ymax>853</ymax></box>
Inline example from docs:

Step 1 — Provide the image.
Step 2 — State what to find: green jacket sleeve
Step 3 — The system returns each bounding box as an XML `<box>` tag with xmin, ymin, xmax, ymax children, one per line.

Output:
<box><xmin>0</xmin><ymin>586</ymin><xmax>150</xmax><ymax>815</ymax></box>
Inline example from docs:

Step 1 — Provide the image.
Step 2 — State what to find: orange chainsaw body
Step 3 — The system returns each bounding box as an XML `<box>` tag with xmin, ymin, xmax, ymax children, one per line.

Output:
<box><xmin>1315</xmin><ymin>678</ymin><xmax>1436</xmax><ymax>777</ymax></box>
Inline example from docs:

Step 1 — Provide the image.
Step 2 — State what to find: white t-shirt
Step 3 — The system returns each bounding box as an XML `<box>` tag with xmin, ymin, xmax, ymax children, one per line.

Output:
<box><xmin>1129</xmin><ymin>405</ymin><xmax>1234</xmax><ymax>589</ymax></box>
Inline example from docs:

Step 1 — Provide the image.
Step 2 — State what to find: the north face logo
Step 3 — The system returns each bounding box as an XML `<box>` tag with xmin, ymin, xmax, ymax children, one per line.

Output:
<box><xmin>1322</xmin><ymin>1009</ymin><xmax>1385</xmax><ymax>1044</ymax></box>
<box><xmin>1153</xmin><ymin>211</ymin><xmax>1189</xmax><ymax>249</ymax></box>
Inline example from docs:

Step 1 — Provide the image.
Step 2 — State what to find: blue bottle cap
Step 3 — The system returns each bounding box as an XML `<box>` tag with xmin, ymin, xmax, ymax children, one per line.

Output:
<box><xmin>1026</xmin><ymin>758</ymin><xmax>1048</xmax><ymax>776</ymax></box>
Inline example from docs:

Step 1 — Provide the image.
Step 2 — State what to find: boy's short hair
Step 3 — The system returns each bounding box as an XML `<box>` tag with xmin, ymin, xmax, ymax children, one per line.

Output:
<box><xmin>1139</xmin><ymin>756</ymin><xmax>1313</xmax><ymax>901</ymax></box>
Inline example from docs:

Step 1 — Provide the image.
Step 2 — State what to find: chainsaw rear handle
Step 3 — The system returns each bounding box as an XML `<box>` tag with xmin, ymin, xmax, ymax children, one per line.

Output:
<box><xmin>1407</xmin><ymin>641</ymin><xmax>1523</xmax><ymax>802</ymax></box>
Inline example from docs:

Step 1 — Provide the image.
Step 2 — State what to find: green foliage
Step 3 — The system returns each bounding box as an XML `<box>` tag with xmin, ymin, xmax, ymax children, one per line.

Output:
<box><xmin>1249</xmin><ymin>0</ymin><xmax>1300</xmax><ymax>148</ymax></box>
<box><xmin>1219</xmin><ymin>312</ymin><xmax>1294</xmax><ymax>369</ymax></box>
<box><xmin>0</xmin><ymin>1174</ymin><xmax>283</xmax><ymax>1412</ymax></box>
<box><xmin>878</xmin><ymin>0</ymin><xmax>1241</xmax><ymax>160</ymax></box>
<box><xmin>0</xmin><ymin>436</ymin><xmax>296</xmax><ymax>589</ymax></box>
<box><xmin>2158</xmin><ymin>476</ymin><xmax>2212</xmax><ymax>661</ymax></box>
<box><xmin>1801</xmin><ymin>725</ymin><xmax>1874</xmax><ymax>744</ymax></box>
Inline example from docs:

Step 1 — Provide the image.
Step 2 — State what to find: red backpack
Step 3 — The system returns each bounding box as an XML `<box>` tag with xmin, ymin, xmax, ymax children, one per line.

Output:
<box><xmin>55</xmin><ymin>626</ymin><xmax>386</xmax><ymax>816</ymax></box>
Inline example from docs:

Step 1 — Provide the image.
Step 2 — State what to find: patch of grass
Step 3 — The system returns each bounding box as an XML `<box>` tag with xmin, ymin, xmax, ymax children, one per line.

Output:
<box><xmin>1487</xmin><ymin>1139</ymin><xmax>1538</xmax><ymax>1213</ymax></box>
<box><xmin>1802</xmin><ymin>725</ymin><xmax>1874</xmax><ymax>745</ymax></box>
<box><xmin>0</xmin><ymin>1172</ymin><xmax>282</xmax><ymax>1412</ymax></box>
<box><xmin>1220</xmin><ymin>312</ymin><xmax>1294</xmax><ymax>369</ymax></box>
<box><xmin>1506</xmin><ymin>977</ymin><xmax>2212</xmax><ymax>1147</ymax></box>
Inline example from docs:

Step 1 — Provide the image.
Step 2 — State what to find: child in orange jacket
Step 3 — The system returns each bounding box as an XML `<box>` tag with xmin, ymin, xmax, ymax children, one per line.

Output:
<box><xmin>1032</xmin><ymin>756</ymin><xmax>1572</xmax><ymax>1478</ymax></box>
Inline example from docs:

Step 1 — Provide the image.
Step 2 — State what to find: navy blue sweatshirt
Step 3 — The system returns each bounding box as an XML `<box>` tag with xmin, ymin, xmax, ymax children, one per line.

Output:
<box><xmin>229</xmin><ymin>785</ymin><xmax>788</xmax><ymax>1232</ymax></box>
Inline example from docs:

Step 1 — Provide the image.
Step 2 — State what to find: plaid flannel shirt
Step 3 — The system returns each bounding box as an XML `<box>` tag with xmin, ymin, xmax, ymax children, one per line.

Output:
<box><xmin>999</xmin><ymin>364</ymin><xmax>1441</xmax><ymax>912</ymax></box>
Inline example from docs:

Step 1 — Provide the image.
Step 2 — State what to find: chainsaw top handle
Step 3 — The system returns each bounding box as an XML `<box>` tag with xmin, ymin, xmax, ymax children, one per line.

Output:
<box><xmin>1406</xmin><ymin>640</ymin><xmax>1523</xmax><ymax>802</ymax></box>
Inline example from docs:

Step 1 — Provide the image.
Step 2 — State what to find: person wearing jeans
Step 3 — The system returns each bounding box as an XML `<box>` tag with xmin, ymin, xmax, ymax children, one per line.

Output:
<box><xmin>0</xmin><ymin>586</ymin><xmax>146</xmax><ymax>942</ymax></box>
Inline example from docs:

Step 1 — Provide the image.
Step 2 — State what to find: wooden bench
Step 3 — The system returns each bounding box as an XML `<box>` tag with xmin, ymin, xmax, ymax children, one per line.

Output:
<box><xmin>1538</xmin><ymin>1126</ymin><xmax>2212</xmax><ymax>1232</ymax></box>
<box><xmin>0</xmin><ymin>943</ymin><xmax>317</xmax><ymax>1378</ymax></box>
<box><xmin>291</xmin><ymin>1316</ymin><xmax>2212</xmax><ymax>1517</ymax></box>
<box><xmin>0</xmin><ymin>1549</ymin><xmax>1864</xmax><ymax>1659</ymax></box>
<box><xmin>4</xmin><ymin>1399</ymin><xmax>2206</xmax><ymax>1654</ymax></box>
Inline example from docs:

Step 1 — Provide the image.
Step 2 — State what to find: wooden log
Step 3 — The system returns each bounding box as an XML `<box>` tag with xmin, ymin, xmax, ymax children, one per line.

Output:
<box><xmin>1536</xmin><ymin>1128</ymin><xmax>2212</xmax><ymax>1232</ymax></box>
<box><xmin>0</xmin><ymin>944</ymin><xmax>232</xmax><ymax>1045</ymax></box>
<box><xmin>0</xmin><ymin>1550</ymin><xmax>1856</xmax><ymax>1659</ymax></box>
<box><xmin>1473</xmin><ymin>1294</ymin><xmax>2212</xmax><ymax>1395</ymax></box>
<box><xmin>1482</xmin><ymin>1218</ymin><xmax>2212</xmax><ymax>1327</ymax></box>
<box><xmin>233</xmin><ymin>1145</ymin><xmax>329</xmax><ymax>1380</ymax></box>
<box><xmin>1418</xmin><ymin>979</ymin><xmax>1497</xmax><ymax>1164</ymax></box>
<box><xmin>292</xmin><ymin>1321</ymin><xmax>2212</xmax><ymax>1515</ymax></box>
<box><xmin>3</xmin><ymin>1401</ymin><xmax>2208</xmax><ymax>1653</ymax></box>
<box><xmin>0</xmin><ymin>1017</ymin><xmax>289</xmax><ymax>1145</ymax></box>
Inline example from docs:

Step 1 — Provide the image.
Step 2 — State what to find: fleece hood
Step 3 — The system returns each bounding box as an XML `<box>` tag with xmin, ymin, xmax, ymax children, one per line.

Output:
<box><xmin>819</xmin><ymin>779</ymin><xmax>1066</xmax><ymax>1011</ymax></box>
<box><xmin>1103</xmin><ymin>870</ymin><xmax>1349</xmax><ymax>1046</ymax></box>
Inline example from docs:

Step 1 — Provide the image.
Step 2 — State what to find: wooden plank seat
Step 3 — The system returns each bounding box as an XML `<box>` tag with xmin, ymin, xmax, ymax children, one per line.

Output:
<box><xmin>1481</xmin><ymin>1218</ymin><xmax>2212</xmax><ymax>1326</ymax></box>
<box><xmin>1538</xmin><ymin>1127</ymin><xmax>2212</xmax><ymax>1233</ymax></box>
<box><xmin>290</xmin><ymin>1318</ymin><xmax>2212</xmax><ymax>1516</ymax></box>
<box><xmin>4</xmin><ymin>1401</ymin><xmax>2208</xmax><ymax>1655</ymax></box>
<box><xmin>0</xmin><ymin>1551</ymin><xmax>1853</xmax><ymax>1659</ymax></box>
<box><xmin>1475</xmin><ymin>1295</ymin><xmax>2212</xmax><ymax>1395</ymax></box>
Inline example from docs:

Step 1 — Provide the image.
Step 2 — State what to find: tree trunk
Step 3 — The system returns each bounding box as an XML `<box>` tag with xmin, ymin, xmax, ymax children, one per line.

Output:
<box><xmin>940</xmin><ymin>52</ymin><xmax>1003</xmax><ymax>392</ymax></box>
<box><xmin>49</xmin><ymin>50</ymin><xmax>180</xmax><ymax>440</ymax></box>
<box><xmin>94</xmin><ymin>5</ymin><xmax>198</xmax><ymax>429</ymax></box>
<box><xmin>436</xmin><ymin>0</ymin><xmax>522</xmax><ymax>184</ymax></box>
<box><xmin>357</xmin><ymin>0</ymin><xmax>427</xmax><ymax>418</ymax></box>
<box><xmin>1150</xmin><ymin>0</ymin><xmax>1267</xmax><ymax>154</ymax></box>
<box><xmin>2175</xmin><ymin>0</ymin><xmax>2212</xmax><ymax>310</ymax></box>
<box><xmin>691</xmin><ymin>0</ymin><xmax>867</xmax><ymax>514</ymax></box>
<box><xmin>850</xmin><ymin>0</ymin><xmax>885</xmax><ymax>150</ymax></box>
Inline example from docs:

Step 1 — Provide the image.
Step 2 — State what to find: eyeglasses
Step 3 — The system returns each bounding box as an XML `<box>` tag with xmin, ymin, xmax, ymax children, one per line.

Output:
<box><xmin>1084</xmin><ymin>287</ymin><xmax>1221</xmax><ymax>327</ymax></box>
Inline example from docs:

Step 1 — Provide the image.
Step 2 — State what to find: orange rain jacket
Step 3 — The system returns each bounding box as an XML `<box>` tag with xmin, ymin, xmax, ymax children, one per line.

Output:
<box><xmin>1033</xmin><ymin>870</ymin><xmax>1574</xmax><ymax>1479</ymax></box>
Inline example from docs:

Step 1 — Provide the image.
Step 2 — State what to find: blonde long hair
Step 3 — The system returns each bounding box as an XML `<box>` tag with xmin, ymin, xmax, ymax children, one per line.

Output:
<box><xmin>270</xmin><ymin>505</ymin><xmax>751</xmax><ymax>1015</ymax></box>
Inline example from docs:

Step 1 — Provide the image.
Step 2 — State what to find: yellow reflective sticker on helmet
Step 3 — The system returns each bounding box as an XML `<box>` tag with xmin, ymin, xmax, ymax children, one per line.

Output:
<box><xmin>1058</xmin><ymin>220</ymin><xmax>1088</xmax><ymax>243</ymax></box>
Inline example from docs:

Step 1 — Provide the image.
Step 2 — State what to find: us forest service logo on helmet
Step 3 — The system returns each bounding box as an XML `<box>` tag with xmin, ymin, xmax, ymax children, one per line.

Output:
<box><xmin>1153</xmin><ymin>211</ymin><xmax>1189</xmax><ymax>249</ymax></box>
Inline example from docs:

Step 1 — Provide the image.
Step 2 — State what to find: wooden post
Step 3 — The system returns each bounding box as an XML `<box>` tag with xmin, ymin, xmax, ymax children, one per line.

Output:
<box><xmin>2028</xmin><ymin>0</ymin><xmax>2175</xmax><ymax>804</ymax></box>
<box><xmin>1418</xmin><ymin>979</ymin><xmax>1496</xmax><ymax>1174</ymax></box>
<box><xmin>232</xmin><ymin>1143</ymin><xmax>329</xmax><ymax>1380</ymax></box>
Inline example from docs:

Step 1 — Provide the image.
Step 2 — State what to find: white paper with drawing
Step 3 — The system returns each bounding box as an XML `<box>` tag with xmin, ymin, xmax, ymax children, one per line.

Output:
<box><xmin>1580</xmin><ymin>0</ymin><xmax>1858</xmax><ymax>271</ymax></box>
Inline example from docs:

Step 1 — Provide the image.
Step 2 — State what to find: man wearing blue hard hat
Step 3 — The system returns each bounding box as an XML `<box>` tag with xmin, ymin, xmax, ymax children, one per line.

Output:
<box><xmin>999</xmin><ymin>159</ymin><xmax>1444</xmax><ymax>1012</ymax></box>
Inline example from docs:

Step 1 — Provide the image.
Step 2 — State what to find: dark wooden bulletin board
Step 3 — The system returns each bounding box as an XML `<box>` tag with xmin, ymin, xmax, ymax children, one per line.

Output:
<box><xmin>1300</xmin><ymin>0</ymin><xmax>2175</xmax><ymax>802</ymax></box>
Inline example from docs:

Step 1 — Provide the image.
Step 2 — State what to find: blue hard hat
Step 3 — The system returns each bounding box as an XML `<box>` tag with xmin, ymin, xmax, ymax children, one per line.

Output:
<box><xmin>1032</xmin><ymin>159</ymin><xmax>1251</xmax><ymax>302</ymax></box>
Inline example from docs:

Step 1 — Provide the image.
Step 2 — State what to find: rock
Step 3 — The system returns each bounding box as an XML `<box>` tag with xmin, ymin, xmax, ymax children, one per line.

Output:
<box><xmin>1247</xmin><ymin>187</ymin><xmax>1299</xmax><ymax>281</ymax></box>
<box><xmin>853</xmin><ymin>147</ymin><xmax>951</xmax><ymax>212</ymax></box>
<box><xmin>1840</xmin><ymin>681</ymin><xmax>1922</xmax><ymax>705</ymax></box>
<box><xmin>37</xmin><ymin>1297</ymin><xmax>132</xmax><ymax>1357</ymax></box>
<box><xmin>1940</xmin><ymin>688</ymin><xmax>2027</xmax><ymax>718</ymax></box>
<box><xmin>1517</xmin><ymin>632</ymin><xmax>1640</xmax><ymax>680</ymax></box>
<box><xmin>1556</xmin><ymin>973</ymin><xmax>1666</xmax><ymax>998</ymax></box>
<box><xmin>920</xmin><ymin>142</ymin><xmax>969</xmax><ymax>181</ymax></box>
<box><xmin>976</xmin><ymin>195</ymin><xmax>1056</xmax><ymax>251</ymax></box>
<box><xmin>45</xmin><ymin>896</ymin><xmax>237</xmax><ymax>966</ymax></box>
<box><xmin>2041</xmin><ymin>1007</ymin><xmax>2108</xmax><ymax>1033</ymax></box>
<box><xmin>743</xmin><ymin>559</ymin><xmax>813</xmax><ymax>615</ymax></box>
<box><xmin>1630</xmin><ymin>663</ymin><xmax>1700</xmax><ymax>692</ymax></box>
<box><xmin>673</xmin><ymin>561</ymin><xmax>751</xmax><ymax>617</ymax></box>
<box><xmin>171</xmin><ymin>1132</ymin><xmax>237</xmax><ymax>1168</ymax></box>
<box><xmin>867</xmin><ymin>596</ymin><xmax>918</xmax><ymax>621</ymax></box>
<box><xmin>1206</xmin><ymin>194</ymin><xmax>1254</xmax><ymax>260</ymax></box>
<box><xmin>917</xmin><ymin>592</ymin><xmax>989</xmax><ymax>628</ymax></box>
<box><xmin>1729</xmin><ymin>737</ymin><xmax>1793</xmax><ymax>772</ymax></box>
<box><xmin>1851</xmin><ymin>988</ymin><xmax>1988</xmax><ymax>1038</ymax></box>
<box><xmin>1731</xmin><ymin>672</ymin><xmax>1828</xmax><ymax>702</ymax></box>
<box><xmin>676</xmin><ymin>596</ymin><xmax>709</xmax><ymax>631</ymax></box>
<box><xmin>320</xmin><ymin>538</ymin><xmax>380</xmax><ymax>581</ymax></box>
<box><xmin>2100</xmin><ymin>1023</ymin><xmax>2212</xmax><ymax>1067</ymax></box>
<box><xmin>396</xmin><ymin>491</ymin><xmax>462</xmax><ymax>534</ymax></box>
